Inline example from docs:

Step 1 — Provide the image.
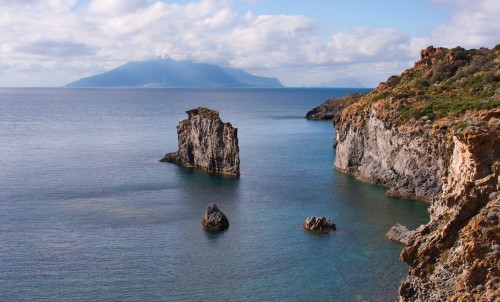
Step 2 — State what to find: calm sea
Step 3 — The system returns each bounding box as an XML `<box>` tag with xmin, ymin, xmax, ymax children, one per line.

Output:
<box><xmin>0</xmin><ymin>88</ymin><xmax>428</xmax><ymax>301</ymax></box>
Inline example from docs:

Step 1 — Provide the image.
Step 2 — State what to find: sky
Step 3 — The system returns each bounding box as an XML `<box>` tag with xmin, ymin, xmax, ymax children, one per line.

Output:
<box><xmin>0</xmin><ymin>0</ymin><xmax>499</xmax><ymax>87</ymax></box>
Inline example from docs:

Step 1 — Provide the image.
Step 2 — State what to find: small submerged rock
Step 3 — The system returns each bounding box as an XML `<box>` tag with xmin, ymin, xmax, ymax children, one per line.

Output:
<box><xmin>201</xmin><ymin>203</ymin><xmax>229</xmax><ymax>232</ymax></box>
<box><xmin>303</xmin><ymin>216</ymin><xmax>336</xmax><ymax>233</ymax></box>
<box><xmin>386</xmin><ymin>223</ymin><xmax>414</xmax><ymax>244</ymax></box>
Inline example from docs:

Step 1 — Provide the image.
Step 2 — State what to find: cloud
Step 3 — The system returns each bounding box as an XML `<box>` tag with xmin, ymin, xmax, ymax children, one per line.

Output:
<box><xmin>328</xmin><ymin>28</ymin><xmax>412</xmax><ymax>63</ymax></box>
<box><xmin>87</xmin><ymin>0</ymin><xmax>148</xmax><ymax>15</ymax></box>
<box><xmin>225</xmin><ymin>14</ymin><xmax>324</xmax><ymax>68</ymax></box>
<box><xmin>0</xmin><ymin>0</ymin><xmax>499</xmax><ymax>87</ymax></box>
<box><xmin>0</xmin><ymin>0</ymin><xmax>36</xmax><ymax>5</ymax></box>
<box><xmin>426</xmin><ymin>0</ymin><xmax>500</xmax><ymax>48</ymax></box>
<box><xmin>17</xmin><ymin>40</ymin><xmax>95</xmax><ymax>57</ymax></box>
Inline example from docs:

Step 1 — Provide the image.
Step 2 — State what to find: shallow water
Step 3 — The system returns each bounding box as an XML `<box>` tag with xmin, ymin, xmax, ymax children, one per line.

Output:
<box><xmin>0</xmin><ymin>88</ymin><xmax>428</xmax><ymax>301</ymax></box>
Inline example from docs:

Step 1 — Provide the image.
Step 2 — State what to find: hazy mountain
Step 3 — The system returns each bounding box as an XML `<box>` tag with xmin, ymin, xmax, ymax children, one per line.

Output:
<box><xmin>313</xmin><ymin>77</ymin><xmax>365</xmax><ymax>88</ymax></box>
<box><xmin>66</xmin><ymin>58</ymin><xmax>284</xmax><ymax>88</ymax></box>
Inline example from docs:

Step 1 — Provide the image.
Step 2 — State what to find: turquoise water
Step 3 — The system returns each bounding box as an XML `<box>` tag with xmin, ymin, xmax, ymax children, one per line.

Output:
<box><xmin>0</xmin><ymin>88</ymin><xmax>428</xmax><ymax>301</ymax></box>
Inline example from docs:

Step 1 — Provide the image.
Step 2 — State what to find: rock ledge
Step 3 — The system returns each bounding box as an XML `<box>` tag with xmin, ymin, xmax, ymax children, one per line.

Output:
<box><xmin>386</xmin><ymin>223</ymin><xmax>414</xmax><ymax>245</ymax></box>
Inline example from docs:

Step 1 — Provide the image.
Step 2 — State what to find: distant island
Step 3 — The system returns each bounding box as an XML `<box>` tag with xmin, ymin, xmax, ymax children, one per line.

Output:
<box><xmin>66</xmin><ymin>58</ymin><xmax>284</xmax><ymax>88</ymax></box>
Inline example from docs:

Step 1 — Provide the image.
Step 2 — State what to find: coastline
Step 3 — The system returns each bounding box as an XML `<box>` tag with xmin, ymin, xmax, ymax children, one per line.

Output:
<box><xmin>308</xmin><ymin>45</ymin><xmax>500</xmax><ymax>301</ymax></box>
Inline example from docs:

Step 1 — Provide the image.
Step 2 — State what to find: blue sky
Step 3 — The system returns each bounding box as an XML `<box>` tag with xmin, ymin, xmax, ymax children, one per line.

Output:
<box><xmin>234</xmin><ymin>0</ymin><xmax>450</xmax><ymax>35</ymax></box>
<box><xmin>0</xmin><ymin>0</ymin><xmax>498</xmax><ymax>87</ymax></box>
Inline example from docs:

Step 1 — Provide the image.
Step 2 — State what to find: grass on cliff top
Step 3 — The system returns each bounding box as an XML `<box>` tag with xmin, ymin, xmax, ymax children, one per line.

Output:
<box><xmin>371</xmin><ymin>45</ymin><xmax>500</xmax><ymax>124</ymax></box>
<box><xmin>399</xmin><ymin>96</ymin><xmax>498</xmax><ymax>122</ymax></box>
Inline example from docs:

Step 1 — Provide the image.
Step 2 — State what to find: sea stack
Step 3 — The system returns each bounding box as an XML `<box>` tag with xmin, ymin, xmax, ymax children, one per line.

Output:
<box><xmin>201</xmin><ymin>203</ymin><xmax>230</xmax><ymax>232</ymax></box>
<box><xmin>160</xmin><ymin>107</ymin><xmax>240</xmax><ymax>176</ymax></box>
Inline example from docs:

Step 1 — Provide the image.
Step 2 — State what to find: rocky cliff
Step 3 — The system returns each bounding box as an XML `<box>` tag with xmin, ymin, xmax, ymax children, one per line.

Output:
<box><xmin>160</xmin><ymin>107</ymin><xmax>240</xmax><ymax>176</ymax></box>
<box><xmin>311</xmin><ymin>45</ymin><xmax>500</xmax><ymax>301</ymax></box>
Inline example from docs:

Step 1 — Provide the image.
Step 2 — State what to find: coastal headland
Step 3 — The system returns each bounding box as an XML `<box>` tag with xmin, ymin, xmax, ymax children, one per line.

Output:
<box><xmin>308</xmin><ymin>45</ymin><xmax>500</xmax><ymax>301</ymax></box>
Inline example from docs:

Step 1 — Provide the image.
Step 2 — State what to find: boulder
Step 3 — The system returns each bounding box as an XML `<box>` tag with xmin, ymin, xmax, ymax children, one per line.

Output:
<box><xmin>201</xmin><ymin>203</ymin><xmax>229</xmax><ymax>232</ymax></box>
<box><xmin>160</xmin><ymin>107</ymin><xmax>240</xmax><ymax>176</ymax></box>
<box><xmin>303</xmin><ymin>216</ymin><xmax>336</xmax><ymax>232</ymax></box>
<box><xmin>386</xmin><ymin>223</ymin><xmax>414</xmax><ymax>244</ymax></box>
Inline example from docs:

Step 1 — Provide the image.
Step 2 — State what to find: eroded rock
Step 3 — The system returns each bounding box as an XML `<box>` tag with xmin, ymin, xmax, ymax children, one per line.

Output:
<box><xmin>201</xmin><ymin>203</ymin><xmax>229</xmax><ymax>232</ymax></box>
<box><xmin>303</xmin><ymin>216</ymin><xmax>336</xmax><ymax>233</ymax></box>
<box><xmin>160</xmin><ymin>107</ymin><xmax>240</xmax><ymax>176</ymax></box>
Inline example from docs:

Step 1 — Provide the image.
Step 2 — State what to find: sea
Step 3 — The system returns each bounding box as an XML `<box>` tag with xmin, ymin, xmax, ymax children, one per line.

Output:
<box><xmin>0</xmin><ymin>88</ymin><xmax>429</xmax><ymax>302</ymax></box>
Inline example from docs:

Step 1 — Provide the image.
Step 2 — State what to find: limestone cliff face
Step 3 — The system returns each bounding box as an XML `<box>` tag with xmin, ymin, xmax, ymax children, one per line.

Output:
<box><xmin>312</xmin><ymin>45</ymin><xmax>500</xmax><ymax>301</ymax></box>
<box><xmin>334</xmin><ymin>107</ymin><xmax>448</xmax><ymax>201</ymax></box>
<box><xmin>160</xmin><ymin>107</ymin><xmax>240</xmax><ymax>176</ymax></box>
<box><xmin>336</xmin><ymin>108</ymin><xmax>499</xmax><ymax>301</ymax></box>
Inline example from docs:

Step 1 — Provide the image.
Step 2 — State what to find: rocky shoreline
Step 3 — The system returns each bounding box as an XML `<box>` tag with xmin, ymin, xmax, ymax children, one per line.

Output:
<box><xmin>308</xmin><ymin>45</ymin><xmax>500</xmax><ymax>301</ymax></box>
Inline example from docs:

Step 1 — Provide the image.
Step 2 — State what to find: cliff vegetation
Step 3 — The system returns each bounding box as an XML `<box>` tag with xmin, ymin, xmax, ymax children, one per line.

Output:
<box><xmin>352</xmin><ymin>45</ymin><xmax>500</xmax><ymax>128</ymax></box>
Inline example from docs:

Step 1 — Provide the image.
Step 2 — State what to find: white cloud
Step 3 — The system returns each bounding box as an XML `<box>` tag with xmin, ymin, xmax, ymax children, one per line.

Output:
<box><xmin>426</xmin><ymin>0</ymin><xmax>500</xmax><ymax>48</ymax></box>
<box><xmin>328</xmin><ymin>28</ymin><xmax>412</xmax><ymax>62</ymax></box>
<box><xmin>16</xmin><ymin>40</ymin><xmax>95</xmax><ymax>57</ymax></box>
<box><xmin>225</xmin><ymin>14</ymin><xmax>324</xmax><ymax>68</ymax></box>
<box><xmin>0</xmin><ymin>0</ymin><xmax>498</xmax><ymax>87</ymax></box>
<box><xmin>87</xmin><ymin>0</ymin><xmax>147</xmax><ymax>15</ymax></box>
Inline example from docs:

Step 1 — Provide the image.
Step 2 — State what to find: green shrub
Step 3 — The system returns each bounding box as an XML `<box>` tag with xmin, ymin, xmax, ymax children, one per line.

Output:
<box><xmin>415</xmin><ymin>78</ymin><xmax>430</xmax><ymax>87</ymax></box>
<box><xmin>371</xmin><ymin>91</ymin><xmax>390</xmax><ymax>102</ymax></box>
<box><xmin>431</xmin><ymin>61</ymin><xmax>457</xmax><ymax>83</ymax></box>
<box><xmin>397</xmin><ymin>96</ymin><xmax>499</xmax><ymax>123</ymax></box>
<box><xmin>387</xmin><ymin>75</ymin><xmax>401</xmax><ymax>87</ymax></box>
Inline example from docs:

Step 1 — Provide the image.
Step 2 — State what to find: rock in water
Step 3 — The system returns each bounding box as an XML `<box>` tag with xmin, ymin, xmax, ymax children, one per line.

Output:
<box><xmin>386</xmin><ymin>223</ymin><xmax>414</xmax><ymax>245</ymax></box>
<box><xmin>303</xmin><ymin>216</ymin><xmax>336</xmax><ymax>232</ymax></box>
<box><xmin>201</xmin><ymin>203</ymin><xmax>229</xmax><ymax>231</ymax></box>
<box><xmin>160</xmin><ymin>107</ymin><xmax>240</xmax><ymax>176</ymax></box>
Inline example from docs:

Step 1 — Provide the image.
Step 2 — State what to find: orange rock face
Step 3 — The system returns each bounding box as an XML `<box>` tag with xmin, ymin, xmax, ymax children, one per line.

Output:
<box><xmin>399</xmin><ymin>128</ymin><xmax>499</xmax><ymax>302</ymax></box>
